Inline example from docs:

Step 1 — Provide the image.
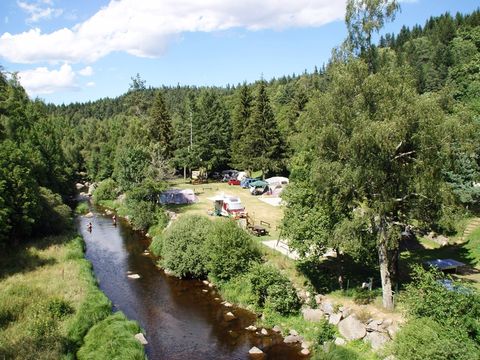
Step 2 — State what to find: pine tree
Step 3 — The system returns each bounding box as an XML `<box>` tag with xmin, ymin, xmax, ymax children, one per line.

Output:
<box><xmin>230</xmin><ymin>83</ymin><xmax>252</xmax><ymax>169</ymax></box>
<box><xmin>147</xmin><ymin>90</ymin><xmax>173</xmax><ymax>158</ymax></box>
<box><xmin>241</xmin><ymin>80</ymin><xmax>285</xmax><ymax>178</ymax></box>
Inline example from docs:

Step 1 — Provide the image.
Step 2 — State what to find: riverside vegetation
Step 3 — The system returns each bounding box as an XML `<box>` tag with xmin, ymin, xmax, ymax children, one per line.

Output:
<box><xmin>2</xmin><ymin>0</ymin><xmax>480</xmax><ymax>359</ymax></box>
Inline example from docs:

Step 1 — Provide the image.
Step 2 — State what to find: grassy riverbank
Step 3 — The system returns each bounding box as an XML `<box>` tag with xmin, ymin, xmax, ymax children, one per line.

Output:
<box><xmin>0</xmin><ymin>232</ymin><xmax>145</xmax><ymax>359</ymax></box>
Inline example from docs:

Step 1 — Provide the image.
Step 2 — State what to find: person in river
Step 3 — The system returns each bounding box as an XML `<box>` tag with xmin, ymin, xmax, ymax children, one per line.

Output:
<box><xmin>112</xmin><ymin>215</ymin><xmax>117</xmax><ymax>226</ymax></box>
<box><xmin>87</xmin><ymin>222</ymin><xmax>93</xmax><ymax>232</ymax></box>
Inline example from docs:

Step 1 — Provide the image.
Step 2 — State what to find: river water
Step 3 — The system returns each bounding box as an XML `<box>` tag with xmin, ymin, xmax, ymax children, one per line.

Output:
<box><xmin>78</xmin><ymin>206</ymin><xmax>304</xmax><ymax>360</ymax></box>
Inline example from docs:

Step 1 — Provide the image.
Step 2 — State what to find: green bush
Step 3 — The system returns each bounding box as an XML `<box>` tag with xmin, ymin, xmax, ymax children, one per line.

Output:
<box><xmin>127</xmin><ymin>200</ymin><xmax>158</xmax><ymax>231</ymax></box>
<box><xmin>205</xmin><ymin>220</ymin><xmax>261</xmax><ymax>282</ymax></box>
<box><xmin>265</xmin><ymin>282</ymin><xmax>301</xmax><ymax>315</ymax></box>
<box><xmin>312</xmin><ymin>343</ymin><xmax>362</xmax><ymax>360</ymax></box>
<box><xmin>160</xmin><ymin>215</ymin><xmax>212</xmax><ymax>278</ymax></box>
<box><xmin>35</xmin><ymin>187</ymin><xmax>72</xmax><ymax>235</ymax></box>
<box><xmin>47</xmin><ymin>297</ymin><xmax>74</xmax><ymax>319</ymax></box>
<box><xmin>352</xmin><ymin>288</ymin><xmax>377</xmax><ymax>305</ymax></box>
<box><xmin>149</xmin><ymin>234</ymin><xmax>164</xmax><ymax>257</ymax></box>
<box><xmin>77</xmin><ymin>312</ymin><xmax>145</xmax><ymax>360</ymax></box>
<box><xmin>75</xmin><ymin>202</ymin><xmax>89</xmax><ymax>215</ymax></box>
<box><xmin>93</xmin><ymin>178</ymin><xmax>118</xmax><ymax>203</ymax></box>
<box><xmin>400</xmin><ymin>266</ymin><xmax>480</xmax><ymax>342</ymax></box>
<box><xmin>314</xmin><ymin>319</ymin><xmax>336</xmax><ymax>345</ymax></box>
<box><xmin>393</xmin><ymin>317</ymin><xmax>479</xmax><ymax>360</ymax></box>
<box><xmin>248</xmin><ymin>263</ymin><xmax>296</xmax><ymax>308</ymax></box>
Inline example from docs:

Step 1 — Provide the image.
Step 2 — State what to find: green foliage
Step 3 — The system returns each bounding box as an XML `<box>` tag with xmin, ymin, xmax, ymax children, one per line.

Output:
<box><xmin>248</xmin><ymin>263</ymin><xmax>298</xmax><ymax>308</ymax></box>
<box><xmin>393</xmin><ymin>317</ymin><xmax>479</xmax><ymax>360</ymax></box>
<box><xmin>147</xmin><ymin>90</ymin><xmax>173</xmax><ymax>158</ymax></box>
<box><xmin>159</xmin><ymin>215</ymin><xmax>212</xmax><ymax>278</ymax></box>
<box><xmin>352</xmin><ymin>288</ymin><xmax>378</xmax><ymax>305</ymax></box>
<box><xmin>113</xmin><ymin>145</ymin><xmax>150</xmax><ymax>191</ymax></box>
<box><xmin>312</xmin><ymin>344</ymin><xmax>363</xmax><ymax>360</ymax></box>
<box><xmin>205</xmin><ymin>220</ymin><xmax>261</xmax><ymax>282</ymax></box>
<box><xmin>400</xmin><ymin>266</ymin><xmax>480</xmax><ymax>343</ymax></box>
<box><xmin>314</xmin><ymin>319</ymin><xmax>336</xmax><ymax>345</ymax></box>
<box><xmin>264</xmin><ymin>282</ymin><xmax>301</xmax><ymax>315</ymax></box>
<box><xmin>77</xmin><ymin>312</ymin><xmax>145</xmax><ymax>360</ymax></box>
<box><xmin>127</xmin><ymin>200</ymin><xmax>160</xmax><ymax>231</ymax></box>
<box><xmin>35</xmin><ymin>187</ymin><xmax>72</xmax><ymax>235</ymax></box>
<box><xmin>93</xmin><ymin>178</ymin><xmax>118</xmax><ymax>203</ymax></box>
<box><xmin>75</xmin><ymin>202</ymin><xmax>90</xmax><ymax>215</ymax></box>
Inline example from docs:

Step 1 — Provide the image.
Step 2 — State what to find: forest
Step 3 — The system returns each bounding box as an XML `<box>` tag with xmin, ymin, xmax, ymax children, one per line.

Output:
<box><xmin>1</xmin><ymin>1</ymin><xmax>480</xmax><ymax>359</ymax></box>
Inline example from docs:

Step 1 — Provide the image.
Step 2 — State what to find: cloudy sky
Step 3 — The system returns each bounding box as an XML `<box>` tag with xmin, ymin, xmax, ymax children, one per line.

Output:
<box><xmin>0</xmin><ymin>0</ymin><xmax>478</xmax><ymax>104</ymax></box>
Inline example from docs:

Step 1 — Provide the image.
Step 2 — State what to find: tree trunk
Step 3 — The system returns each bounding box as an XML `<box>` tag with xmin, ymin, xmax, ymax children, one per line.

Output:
<box><xmin>378</xmin><ymin>216</ymin><xmax>394</xmax><ymax>310</ymax></box>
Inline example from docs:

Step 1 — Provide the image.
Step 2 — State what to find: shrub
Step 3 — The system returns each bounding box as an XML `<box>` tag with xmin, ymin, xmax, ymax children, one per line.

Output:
<box><xmin>312</xmin><ymin>343</ymin><xmax>362</xmax><ymax>360</ymax></box>
<box><xmin>35</xmin><ymin>187</ymin><xmax>72</xmax><ymax>235</ymax></box>
<box><xmin>393</xmin><ymin>317</ymin><xmax>479</xmax><ymax>360</ymax></box>
<box><xmin>127</xmin><ymin>200</ymin><xmax>158</xmax><ymax>231</ymax></box>
<box><xmin>265</xmin><ymin>282</ymin><xmax>301</xmax><ymax>315</ymax></box>
<box><xmin>77</xmin><ymin>312</ymin><xmax>145</xmax><ymax>360</ymax></box>
<box><xmin>149</xmin><ymin>234</ymin><xmax>164</xmax><ymax>257</ymax></box>
<box><xmin>160</xmin><ymin>215</ymin><xmax>212</xmax><ymax>278</ymax></box>
<box><xmin>93</xmin><ymin>178</ymin><xmax>118</xmax><ymax>203</ymax></box>
<box><xmin>400</xmin><ymin>266</ymin><xmax>480</xmax><ymax>342</ymax></box>
<box><xmin>47</xmin><ymin>297</ymin><xmax>74</xmax><ymax>319</ymax></box>
<box><xmin>314</xmin><ymin>319</ymin><xmax>336</xmax><ymax>345</ymax></box>
<box><xmin>205</xmin><ymin>220</ymin><xmax>261</xmax><ymax>282</ymax></box>
<box><xmin>248</xmin><ymin>263</ymin><xmax>299</xmax><ymax>310</ymax></box>
<box><xmin>353</xmin><ymin>288</ymin><xmax>376</xmax><ymax>305</ymax></box>
<box><xmin>75</xmin><ymin>202</ymin><xmax>89</xmax><ymax>215</ymax></box>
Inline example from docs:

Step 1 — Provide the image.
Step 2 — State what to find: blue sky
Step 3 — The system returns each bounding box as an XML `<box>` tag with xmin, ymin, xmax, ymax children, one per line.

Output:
<box><xmin>0</xmin><ymin>0</ymin><xmax>478</xmax><ymax>105</ymax></box>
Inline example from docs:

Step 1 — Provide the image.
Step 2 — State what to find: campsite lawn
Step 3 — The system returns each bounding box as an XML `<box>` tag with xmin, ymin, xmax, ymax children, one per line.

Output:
<box><xmin>167</xmin><ymin>179</ymin><xmax>285</xmax><ymax>239</ymax></box>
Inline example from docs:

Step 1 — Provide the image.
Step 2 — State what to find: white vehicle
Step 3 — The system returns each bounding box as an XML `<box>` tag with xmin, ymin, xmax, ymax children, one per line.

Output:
<box><xmin>210</xmin><ymin>194</ymin><xmax>246</xmax><ymax>217</ymax></box>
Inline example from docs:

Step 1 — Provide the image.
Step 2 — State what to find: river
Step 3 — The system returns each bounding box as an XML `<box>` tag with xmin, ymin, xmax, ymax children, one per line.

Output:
<box><xmin>78</xmin><ymin>205</ymin><xmax>305</xmax><ymax>359</ymax></box>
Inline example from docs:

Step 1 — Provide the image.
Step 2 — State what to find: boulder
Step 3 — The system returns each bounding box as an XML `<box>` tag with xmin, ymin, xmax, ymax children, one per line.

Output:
<box><xmin>329</xmin><ymin>313</ymin><xmax>342</xmax><ymax>325</ymax></box>
<box><xmin>300</xmin><ymin>348</ymin><xmax>310</xmax><ymax>356</ymax></box>
<box><xmin>338</xmin><ymin>316</ymin><xmax>367</xmax><ymax>341</ymax></box>
<box><xmin>88</xmin><ymin>183</ymin><xmax>96</xmax><ymax>195</ymax></box>
<box><xmin>84</xmin><ymin>212</ymin><xmax>94</xmax><ymax>218</ymax></box>
<box><xmin>321</xmin><ymin>301</ymin><xmax>334</xmax><ymax>315</ymax></box>
<box><xmin>245</xmin><ymin>325</ymin><xmax>257</xmax><ymax>331</ymax></box>
<box><xmin>202</xmin><ymin>289</ymin><xmax>208</xmax><ymax>293</ymax></box>
<box><xmin>202</xmin><ymin>280</ymin><xmax>209</xmax><ymax>285</ymax></box>
<box><xmin>163</xmin><ymin>268</ymin><xmax>176</xmax><ymax>276</ymax></box>
<box><xmin>301</xmin><ymin>341</ymin><xmax>311</xmax><ymax>349</ymax></box>
<box><xmin>105</xmin><ymin>209</ymin><xmax>113</xmax><ymax>215</ymax></box>
<box><xmin>314</xmin><ymin>294</ymin><xmax>323</xmax><ymax>304</ymax></box>
<box><xmin>223</xmin><ymin>302</ymin><xmax>233</xmax><ymax>308</ymax></box>
<box><xmin>75</xmin><ymin>183</ymin><xmax>85</xmax><ymax>190</ymax></box>
<box><xmin>283</xmin><ymin>335</ymin><xmax>302</xmax><ymax>344</ymax></box>
<box><xmin>387</xmin><ymin>323</ymin><xmax>400</xmax><ymax>339</ymax></box>
<box><xmin>341</xmin><ymin>307</ymin><xmax>353</xmax><ymax>318</ymax></box>
<box><xmin>249</xmin><ymin>346</ymin><xmax>264</xmax><ymax>358</ymax></box>
<box><xmin>364</xmin><ymin>331</ymin><xmax>390</xmax><ymax>350</ymax></box>
<box><xmin>260</xmin><ymin>328</ymin><xmax>268</xmax><ymax>336</ymax></box>
<box><xmin>334</xmin><ymin>337</ymin><xmax>346</xmax><ymax>346</ymax></box>
<box><xmin>366</xmin><ymin>319</ymin><xmax>383</xmax><ymax>332</ymax></box>
<box><xmin>224</xmin><ymin>311</ymin><xmax>236</xmax><ymax>321</ymax></box>
<box><xmin>127</xmin><ymin>274</ymin><xmax>141</xmax><ymax>279</ymax></box>
<box><xmin>134</xmin><ymin>333</ymin><xmax>148</xmax><ymax>345</ymax></box>
<box><xmin>289</xmin><ymin>329</ymin><xmax>298</xmax><ymax>336</ymax></box>
<box><xmin>272</xmin><ymin>325</ymin><xmax>282</xmax><ymax>333</ymax></box>
<box><xmin>302</xmin><ymin>308</ymin><xmax>324</xmax><ymax>322</ymax></box>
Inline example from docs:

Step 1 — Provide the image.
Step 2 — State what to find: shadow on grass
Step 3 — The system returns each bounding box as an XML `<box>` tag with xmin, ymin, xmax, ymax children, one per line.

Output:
<box><xmin>164</xmin><ymin>203</ymin><xmax>205</xmax><ymax>215</ymax></box>
<box><xmin>0</xmin><ymin>236</ymin><xmax>61</xmax><ymax>280</ymax></box>
<box><xmin>296</xmin><ymin>254</ymin><xmax>379</xmax><ymax>294</ymax></box>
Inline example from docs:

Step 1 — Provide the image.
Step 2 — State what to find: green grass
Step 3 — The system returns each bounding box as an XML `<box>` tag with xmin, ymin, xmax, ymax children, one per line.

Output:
<box><xmin>77</xmin><ymin>312</ymin><xmax>145</xmax><ymax>360</ymax></box>
<box><xmin>465</xmin><ymin>227</ymin><xmax>480</xmax><ymax>265</ymax></box>
<box><xmin>0</xmin><ymin>233</ymin><xmax>145</xmax><ymax>359</ymax></box>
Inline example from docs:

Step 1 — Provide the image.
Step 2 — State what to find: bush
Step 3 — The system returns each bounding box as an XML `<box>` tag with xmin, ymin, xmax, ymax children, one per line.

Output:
<box><xmin>248</xmin><ymin>263</ymin><xmax>299</xmax><ymax>309</ymax></box>
<box><xmin>160</xmin><ymin>215</ymin><xmax>212</xmax><ymax>278</ymax></box>
<box><xmin>35</xmin><ymin>187</ymin><xmax>72</xmax><ymax>235</ymax></box>
<box><xmin>127</xmin><ymin>200</ymin><xmax>158</xmax><ymax>231</ymax></box>
<box><xmin>312</xmin><ymin>343</ymin><xmax>362</xmax><ymax>360</ymax></box>
<box><xmin>265</xmin><ymin>282</ymin><xmax>301</xmax><ymax>315</ymax></box>
<box><xmin>205</xmin><ymin>220</ymin><xmax>261</xmax><ymax>282</ymax></box>
<box><xmin>77</xmin><ymin>312</ymin><xmax>145</xmax><ymax>360</ymax></box>
<box><xmin>352</xmin><ymin>288</ymin><xmax>377</xmax><ymax>305</ymax></box>
<box><xmin>401</xmin><ymin>266</ymin><xmax>480</xmax><ymax>342</ymax></box>
<box><xmin>393</xmin><ymin>317</ymin><xmax>479</xmax><ymax>360</ymax></box>
<box><xmin>75</xmin><ymin>202</ymin><xmax>89</xmax><ymax>215</ymax></box>
<box><xmin>93</xmin><ymin>179</ymin><xmax>118</xmax><ymax>203</ymax></box>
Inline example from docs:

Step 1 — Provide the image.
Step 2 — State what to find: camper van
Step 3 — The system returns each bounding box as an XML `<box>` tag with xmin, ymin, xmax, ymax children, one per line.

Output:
<box><xmin>211</xmin><ymin>194</ymin><xmax>246</xmax><ymax>217</ymax></box>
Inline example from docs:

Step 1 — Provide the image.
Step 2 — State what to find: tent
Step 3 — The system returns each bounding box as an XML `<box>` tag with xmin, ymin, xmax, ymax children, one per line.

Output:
<box><xmin>265</xmin><ymin>177</ymin><xmax>289</xmax><ymax>196</ymax></box>
<box><xmin>160</xmin><ymin>189</ymin><xmax>197</xmax><ymax>205</ymax></box>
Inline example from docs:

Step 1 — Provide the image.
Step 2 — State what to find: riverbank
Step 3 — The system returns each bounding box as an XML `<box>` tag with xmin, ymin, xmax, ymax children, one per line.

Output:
<box><xmin>0</xmin><ymin>231</ymin><xmax>146</xmax><ymax>359</ymax></box>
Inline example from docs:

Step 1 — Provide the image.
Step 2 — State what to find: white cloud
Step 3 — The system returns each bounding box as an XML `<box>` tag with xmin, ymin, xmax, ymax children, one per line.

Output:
<box><xmin>86</xmin><ymin>81</ymin><xmax>95</xmax><ymax>87</ymax></box>
<box><xmin>78</xmin><ymin>65</ymin><xmax>93</xmax><ymax>76</ymax></box>
<box><xmin>18</xmin><ymin>63</ymin><xmax>77</xmax><ymax>95</ymax></box>
<box><xmin>1</xmin><ymin>0</ymin><xmax>346</xmax><ymax>64</ymax></box>
<box><xmin>17</xmin><ymin>0</ymin><xmax>63</xmax><ymax>23</ymax></box>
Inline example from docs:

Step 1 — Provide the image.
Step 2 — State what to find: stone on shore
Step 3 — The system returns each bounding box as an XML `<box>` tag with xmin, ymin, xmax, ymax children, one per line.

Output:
<box><xmin>260</xmin><ymin>328</ymin><xmax>268</xmax><ymax>336</ymax></box>
<box><xmin>127</xmin><ymin>274</ymin><xmax>141</xmax><ymax>279</ymax></box>
<box><xmin>338</xmin><ymin>316</ymin><xmax>367</xmax><ymax>341</ymax></box>
<box><xmin>245</xmin><ymin>325</ymin><xmax>257</xmax><ymax>331</ymax></box>
<box><xmin>84</xmin><ymin>212</ymin><xmax>94</xmax><ymax>218</ymax></box>
<box><xmin>328</xmin><ymin>313</ymin><xmax>342</xmax><ymax>325</ymax></box>
<box><xmin>364</xmin><ymin>331</ymin><xmax>390</xmax><ymax>350</ymax></box>
<box><xmin>134</xmin><ymin>333</ymin><xmax>148</xmax><ymax>345</ymax></box>
<box><xmin>300</xmin><ymin>348</ymin><xmax>310</xmax><ymax>356</ymax></box>
<box><xmin>334</xmin><ymin>337</ymin><xmax>346</xmax><ymax>346</ymax></box>
<box><xmin>224</xmin><ymin>311</ymin><xmax>236</xmax><ymax>321</ymax></box>
<box><xmin>272</xmin><ymin>325</ymin><xmax>282</xmax><ymax>333</ymax></box>
<box><xmin>249</xmin><ymin>346</ymin><xmax>264</xmax><ymax>358</ymax></box>
<box><xmin>302</xmin><ymin>308</ymin><xmax>324</xmax><ymax>322</ymax></box>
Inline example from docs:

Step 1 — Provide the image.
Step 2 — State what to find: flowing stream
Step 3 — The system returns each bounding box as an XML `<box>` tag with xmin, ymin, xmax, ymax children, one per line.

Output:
<box><xmin>77</xmin><ymin>205</ymin><xmax>304</xmax><ymax>360</ymax></box>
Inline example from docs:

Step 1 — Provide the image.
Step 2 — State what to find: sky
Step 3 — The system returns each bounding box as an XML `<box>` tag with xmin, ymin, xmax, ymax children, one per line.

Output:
<box><xmin>0</xmin><ymin>0</ymin><xmax>478</xmax><ymax>105</ymax></box>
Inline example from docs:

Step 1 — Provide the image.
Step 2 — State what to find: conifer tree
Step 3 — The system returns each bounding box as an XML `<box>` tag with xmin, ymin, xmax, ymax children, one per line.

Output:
<box><xmin>241</xmin><ymin>80</ymin><xmax>285</xmax><ymax>178</ymax></box>
<box><xmin>147</xmin><ymin>90</ymin><xmax>173</xmax><ymax>158</ymax></box>
<box><xmin>230</xmin><ymin>83</ymin><xmax>252</xmax><ymax>169</ymax></box>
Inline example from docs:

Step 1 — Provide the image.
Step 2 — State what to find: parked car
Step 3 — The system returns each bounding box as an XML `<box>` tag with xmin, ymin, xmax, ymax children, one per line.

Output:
<box><xmin>240</xmin><ymin>177</ymin><xmax>259</xmax><ymax>188</ymax></box>
<box><xmin>228</xmin><ymin>179</ymin><xmax>241</xmax><ymax>186</ymax></box>
<box><xmin>249</xmin><ymin>180</ymin><xmax>269</xmax><ymax>195</ymax></box>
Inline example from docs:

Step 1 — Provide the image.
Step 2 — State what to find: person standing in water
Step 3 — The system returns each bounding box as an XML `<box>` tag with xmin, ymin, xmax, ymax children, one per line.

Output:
<box><xmin>112</xmin><ymin>215</ymin><xmax>117</xmax><ymax>226</ymax></box>
<box><xmin>87</xmin><ymin>222</ymin><xmax>93</xmax><ymax>232</ymax></box>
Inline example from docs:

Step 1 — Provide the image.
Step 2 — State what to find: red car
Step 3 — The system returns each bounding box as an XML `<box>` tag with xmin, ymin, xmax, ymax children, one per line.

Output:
<box><xmin>228</xmin><ymin>179</ymin><xmax>241</xmax><ymax>185</ymax></box>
